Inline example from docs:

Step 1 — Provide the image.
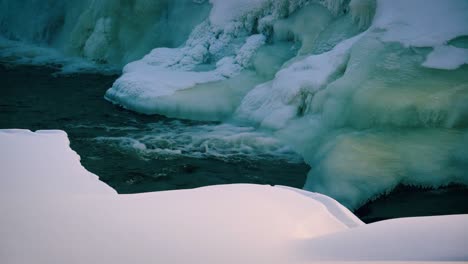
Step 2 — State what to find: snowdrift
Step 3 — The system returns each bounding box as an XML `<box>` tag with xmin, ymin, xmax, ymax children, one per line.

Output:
<box><xmin>1</xmin><ymin>130</ymin><xmax>467</xmax><ymax>263</ymax></box>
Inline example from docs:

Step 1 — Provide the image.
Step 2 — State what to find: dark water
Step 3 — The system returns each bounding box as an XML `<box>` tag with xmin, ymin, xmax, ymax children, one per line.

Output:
<box><xmin>355</xmin><ymin>184</ymin><xmax>468</xmax><ymax>223</ymax></box>
<box><xmin>2</xmin><ymin>63</ymin><xmax>467</xmax><ymax>223</ymax></box>
<box><xmin>0</xmin><ymin>64</ymin><xmax>309</xmax><ymax>193</ymax></box>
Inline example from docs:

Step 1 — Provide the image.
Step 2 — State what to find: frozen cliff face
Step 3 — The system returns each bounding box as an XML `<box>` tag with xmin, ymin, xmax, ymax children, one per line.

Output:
<box><xmin>0</xmin><ymin>0</ymin><xmax>210</xmax><ymax>66</ymax></box>
<box><xmin>105</xmin><ymin>0</ymin><xmax>468</xmax><ymax>209</ymax></box>
<box><xmin>2</xmin><ymin>0</ymin><xmax>468</xmax><ymax>209</ymax></box>
<box><xmin>279</xmin><ymin>0</ymin><xmax>468</xmax><ymax>208</ymax></box>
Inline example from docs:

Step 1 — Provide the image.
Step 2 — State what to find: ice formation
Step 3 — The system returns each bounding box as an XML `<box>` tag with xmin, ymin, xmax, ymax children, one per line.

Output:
<box><xmin>1</xmin><ymin>0</ymin><xmax>468</xmax><ymax>208</ymax></box>
<box><xmin>1</xmin><ymin>129</ymin><xmax>467</xmax><ymax>263</ymax></box>
<box><xmin>0</xmin><ymin>0</ymin><xmax>211</xmax><ymax>66</ymax></box>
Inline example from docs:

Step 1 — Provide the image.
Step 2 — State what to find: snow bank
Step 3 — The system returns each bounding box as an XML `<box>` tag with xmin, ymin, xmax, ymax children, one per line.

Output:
<box><xmin>296</xmin><ymin>214</ymin><xmax>468</xmax><ymax>261</ymax></box>
<box><xmin>1</xmin><ymin>129</ymin><xmax>467</xmax><ymax>263</ymax></box>
<box><xmin>423</xmin><ymin>45</ymin><xmax>468</xmax><ymax>70</ymax></box>
<box><xmin>209</xmin><ymin>0</ymin><xmax>269</xmax><ymax>27</ymax></box>
<box><xmin>105</xmin><ymin>26</ymin><xmax>268</xmax><ymax>121</ymax></box>
<box><xmin>373</xmin><ymin>0</ymin><xmax>468</xmax><ymax>47</ymax></box>
<box><xmin>0</xmin><ymin>129</ymin><xmax>115</xmax><ymax>195</ymax></box>
<box><xmin>0</xmin><ymin>184</ymin><xmax>356</xmax><ymax>264</ymax></box>
<box><xmin>0</xmin><ymin>129</ymin><xmax>357</xmax><ymax>263</ymax></box>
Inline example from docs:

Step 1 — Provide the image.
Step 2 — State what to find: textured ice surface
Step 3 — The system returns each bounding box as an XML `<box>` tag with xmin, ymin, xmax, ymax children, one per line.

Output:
<box><xmin>235</xmin><ymin>34</ymin><xmax>362</xmax><ymax>129</ymax></box>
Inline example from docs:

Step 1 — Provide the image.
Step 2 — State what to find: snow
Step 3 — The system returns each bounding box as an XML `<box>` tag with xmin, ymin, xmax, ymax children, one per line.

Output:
<box><xmin>0</xmin><ymin>129</ymin><xmax>352</xmax><ymax>263</ymax></box>
<box><xmin>107</xmin><ymin>62</ymin><xmax>221</xmax><ymax>99</ymax></box>
<box><xmin>373</xmin><ymin>0</ymin><xmax>468</xmax><ymax>47</ymax></box>
<box><xmin>0</xmin><ymin>184</ymin><xmax>353</xmax><ymax>264</ymax></box>
<box><xmin>1</xmin><ymin>129</ymin><xmax>467</xmax><ymax>263</ymax></box>
<box><xmin>295</xmin><ymin>215</ymin><xmax>468</xmax><ymax>261</ymax></box>
<box><xmin>423</xmin><ymin>45</ymin><xmax>468</xmax><ymax>70</ymax></box>
<box><xmin>105</xmin><ymin>29</ymin><xmax>267</xmax><ymax>120</ymax></box>
<box><xmin>209</xmin><ymin>0</ymin><xmax>269</xmax><ymax>27</ymax></box>
<box><xmin>0</xmin><ymin>129</ymin><xmax>115</xmax><ymax>195</ymax></box>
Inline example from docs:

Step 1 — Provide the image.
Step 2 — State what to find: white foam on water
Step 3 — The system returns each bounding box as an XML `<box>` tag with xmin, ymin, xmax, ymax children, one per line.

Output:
<box><xmin>91</xmin><ymin>121</ymin><xmax>303</xmax><ymax>163</ymax></box>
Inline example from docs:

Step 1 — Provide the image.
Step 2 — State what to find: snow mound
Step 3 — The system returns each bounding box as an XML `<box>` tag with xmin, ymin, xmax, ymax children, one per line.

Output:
<box><xmin>296</xmin><ymin>214</ymin><xmax>468</xmax><ymax>261</ymax></box>
<box><xmin>1</xmin><ymin>129</ymin><xmax>467</xmax><ymax>263</ymax></box>
<box><xmin>0</xmin><ymin>129</ymin><xmax>115</xmax><ymax>195</ymax></box>
<box><xmin>373</xmin><ymin>0</ymin><xmax>468</xmax><ymax>47</ymax></box>
<box><xmin>0</xmin><ymin>129</ymin><xmax>360</xmax><ymax>263</ymax></box>
<box><xmin>423</xmin><ymin>45</ymin><xmax>468</xmax><ymax>70</ymax></box>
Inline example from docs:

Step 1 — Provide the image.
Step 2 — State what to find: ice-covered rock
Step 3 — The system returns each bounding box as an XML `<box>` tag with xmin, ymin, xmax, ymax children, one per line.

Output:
<box><xmin>235</xmin><ymin>34</ymin><xmax>362</xmax><ymax>129</ymax></box>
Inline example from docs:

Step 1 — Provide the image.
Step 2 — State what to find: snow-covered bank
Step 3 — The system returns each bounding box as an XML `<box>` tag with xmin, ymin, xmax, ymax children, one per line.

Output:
<box><xmin>1</xmin><ymin>130</ymin><xmax>467</xmax><ymax>263</ymax></box>
<box><xmin>0</xmin><ymin>129</ymin><xmax>115</xmax><ymax>195</ymax></box>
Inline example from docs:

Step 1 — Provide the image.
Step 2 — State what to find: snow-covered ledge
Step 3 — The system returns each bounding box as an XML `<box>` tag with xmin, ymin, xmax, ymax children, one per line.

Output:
<box><xmin>0</xmin><ymin>129</ymin><xmax>467</xmax><ymax>263</ymax></box>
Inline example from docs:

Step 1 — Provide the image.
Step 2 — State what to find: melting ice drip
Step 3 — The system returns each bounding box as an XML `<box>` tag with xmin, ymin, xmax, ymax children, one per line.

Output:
<box><xmin>1</xmin><ymin>0</ymin><xmax>468</xmax><ymax>209</ymax></box>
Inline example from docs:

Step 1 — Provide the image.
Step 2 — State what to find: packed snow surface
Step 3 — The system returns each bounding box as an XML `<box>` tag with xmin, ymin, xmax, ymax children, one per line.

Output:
<box><xmin>1</xmin><ymin>130</ymin><xmax>467</xmax><ymax>263</ymax></box>
<box><xmin>0</xmin><ymin>129</ymin><xmax>115</xmax><ymax>195</ymax></box>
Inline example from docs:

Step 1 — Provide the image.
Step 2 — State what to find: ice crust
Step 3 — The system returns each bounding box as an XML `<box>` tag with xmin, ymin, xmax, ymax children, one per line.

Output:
<box><xmin>1</xmin><ymin>129</ymin><xmax>467</xmax><ymax>263</ymax></box>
